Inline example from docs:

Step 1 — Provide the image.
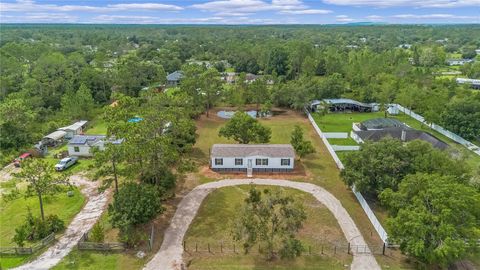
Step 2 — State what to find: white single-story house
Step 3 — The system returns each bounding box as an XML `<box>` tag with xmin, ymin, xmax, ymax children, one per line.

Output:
<box><xmin>58</xmin><ymin>120</ymin><xmax>88</xmax><ymax>139</ymax></box>
<box><xmin>210</xmin><ymin>144</ymin><xmax>295</xmax><ymax>173</ymax></box>
<box><xmin>446</xmin><ymin>59</ymin><xmax>473</xmax><ymax>66</ymax></box>
<box><xmin>42</xmin><ymin>130</ymin><xmax>67</xmax><ymax>147</ymax></box>
<box><xmin>456</xmin><ymin>78</ymin><xmax>480</xmax><ymax>89</ymax></box>
<box><xmin>68</xmin><ymin>135</ymin><xmax>106</xmax><ymax>157</ymax></box>
<box><xmin>67</xmin><ymin>135</ymin><xmax>123</xmax><ymax>157</ymax></box>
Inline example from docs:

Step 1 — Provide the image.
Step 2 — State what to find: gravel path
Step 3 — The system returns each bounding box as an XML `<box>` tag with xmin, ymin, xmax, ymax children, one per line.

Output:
<box><xmin>144</xmin><ymin>179</ymin><xmax>380</xmax><ymax>270</ymax></box>
<box><xmin>0</xmin><ymin>163</ymin><xmax>17</xmax><ymax>195</ymax></box>
<box><xmin>13</xmin><ymin>175</ymin><xmax>110</xmax><ymax>270</ymax></box>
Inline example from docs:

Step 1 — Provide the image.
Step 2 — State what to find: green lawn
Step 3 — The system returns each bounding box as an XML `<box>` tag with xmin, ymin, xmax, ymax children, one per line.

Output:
<box><xmin>327</xmin><ymin>137</ymin><xmax>358</xmax><ymax>146</ymax></box>
<box><xmin>84</xmin><ymin>118</ymin><xmax>107</xmax><ymax>135</ymax></box>
<box><xmin>185</xmin><ymin>186</ymin><xmax>351</xmax><ymax>269</ymax></box>
<box><xmin>0</xmin><ymin>189</ymin><xmax>85</xmax><ymax>268</ymax></box>
<box><xmin>191</xmin><ymin>110</ymin><xmax>413</xmax><ymax>269</ymax></box>
<box><xmin>0</xmin><ymin>189</ymin><xmax>85</xmax><ymax>246</ymax></box>
<box><xmin>52</xmin><ymin>250</ymin><xmax>147</xmax><ymax>270</ymax></box>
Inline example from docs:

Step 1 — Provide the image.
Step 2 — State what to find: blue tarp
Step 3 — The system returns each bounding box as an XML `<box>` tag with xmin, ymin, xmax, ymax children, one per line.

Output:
<box><xmin>128</xmin><ymin>117</ymin><xmax>143</xmax><ymax>123</ymax></box>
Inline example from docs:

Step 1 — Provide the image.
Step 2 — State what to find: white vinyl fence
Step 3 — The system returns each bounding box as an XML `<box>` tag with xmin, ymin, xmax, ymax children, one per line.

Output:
<box><xmin>323</xmin><ymin>132</ymin><xmax>349</xmax><ymax>139</ymax></box>
<box><xmin>307</xmin><ymin>112</ymin><xmax>390</xmax><ymax>244</ymax></box>
<box><xmin>331</xmin><ymin>145</ymin><xmax>360</xmax><ymax>151</ymax></box>
<box><xmin>393</xmin><ymin>104</ymin><xmax>480</xmax><ymax>156</ymax></box>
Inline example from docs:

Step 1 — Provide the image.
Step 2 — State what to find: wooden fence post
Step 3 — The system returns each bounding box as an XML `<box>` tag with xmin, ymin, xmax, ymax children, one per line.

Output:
<box><xmin>233</xmin><ymin>244</ymin><xmax>236</xmax><ymax>253</ymax></box>
<box><xmin>308</xmin><ymin>246</ymin><xmax>311</xmax><ymax>255</ymax></box>
<box><xmin>208</xmin><ymin>243</ymin><xmax>210</xmax><ymax>253</ymax></box>
<box><xmin>382</xmin><ymin>243</ymin><xmax>386</xmax><ymax>255</ymax></box>
<box><xmin>195</xmin><ymin>243</ymin><xmax>198</xmax><ymax>252</ymax></box>
<box><xmin>220</xmin><ymin>243</ymin><xmax>223</xmax><ymax>253</ymax></box>
<box><xmin>321</xmin><ymin>245</ymin><xmax>324</xmax><ymax>254</ymax></box>
<box><xmin>347</xmin><ymin>243</ymin><xmax>350</xmax><ymax>254</ymax></box>
<box><xmin>334</xmin><ymin>245</ymin><xmax>336</xmax><ymax>254</ymax></box>
<box><xmin>183</xmin><ymin>241</ymin><xmax>186</xmax><ymax>251</ymax></box>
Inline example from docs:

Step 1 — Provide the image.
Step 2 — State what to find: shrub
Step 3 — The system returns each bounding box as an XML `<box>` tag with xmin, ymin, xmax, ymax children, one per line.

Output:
<box><xmin>109</xmin><ymin>183</ymin><xmax>164</xmax><ymax>229</ymax></box>
<box><xmin>118</xmin><ymin>226</ymin><xmax>146</xmax><ymax>248</ymax></box>
<box><xmin>90</xmin><ymin>222</ymin><xmax>105</xmax><ymax>242</ymax></box>
<box><xmin>12</xmin><ymin>211</ymin><xmax>65</xmax><ymax>245</ymax></box>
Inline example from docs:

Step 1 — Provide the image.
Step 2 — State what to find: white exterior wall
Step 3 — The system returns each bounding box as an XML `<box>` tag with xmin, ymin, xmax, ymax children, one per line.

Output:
<box><xmin>68</xmin><ymin>145</ymin><xmax>93</xmax><ymax>157</ymax></box>
<box><xmin>211</xmin><ymin>155</ymin><xmax>294</xmax><ymax>170</ymax></box>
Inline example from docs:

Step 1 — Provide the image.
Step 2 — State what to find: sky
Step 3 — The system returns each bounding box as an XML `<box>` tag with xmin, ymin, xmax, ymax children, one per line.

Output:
<box><xmin>0</xmin><ymin>0</ymin><xmax>479</xmax><ymax>24</ymax></box>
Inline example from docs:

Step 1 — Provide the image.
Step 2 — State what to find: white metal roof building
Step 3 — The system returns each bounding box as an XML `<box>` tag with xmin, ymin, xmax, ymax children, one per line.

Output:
<box><xmin>58</xmin><ymin>120</ymin><xmax>88</xmax><ymax>139</ymax></box>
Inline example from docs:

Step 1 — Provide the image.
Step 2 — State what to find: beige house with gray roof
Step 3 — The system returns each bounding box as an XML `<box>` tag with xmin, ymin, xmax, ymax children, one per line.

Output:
<box><xmin>210</xmin><ymin>144</ymin><xmax>295</xmax><ymax>174</ymax></box>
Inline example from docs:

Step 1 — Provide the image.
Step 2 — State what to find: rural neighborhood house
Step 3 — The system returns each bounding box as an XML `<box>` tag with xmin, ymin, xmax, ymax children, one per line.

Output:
<box><xmin>210</xmin><ymin>144</ymin><xmax>295</xmax><ymax>173</ymax></box>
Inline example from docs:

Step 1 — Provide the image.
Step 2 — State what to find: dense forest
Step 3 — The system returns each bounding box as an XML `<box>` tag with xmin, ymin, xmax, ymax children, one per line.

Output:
<box><xmin>1</xmin><ymin>24</ymin><xmax>480</xmax><ymax>163</ymax></box>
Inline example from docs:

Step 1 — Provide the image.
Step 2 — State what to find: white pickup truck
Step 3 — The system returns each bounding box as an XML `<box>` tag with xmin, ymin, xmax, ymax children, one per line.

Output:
<box><xmin>55</xmin><ymin>156</ymin><xmax>78</xmax><ymax>171</ymax></box>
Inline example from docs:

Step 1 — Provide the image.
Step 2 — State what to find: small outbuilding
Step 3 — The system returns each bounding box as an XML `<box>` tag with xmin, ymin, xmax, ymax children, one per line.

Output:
<box><xmin>58</xmin><ymin>120</ymin><xmax>88</xmax><ymax>139</ymax></box>
<box><xmin>210</xmin><ymin>144</ymin><xmax>295</xmax><ymax>173</ymax></box>
<box><xmin>42</xmin><ymin>130</ymin><xmax>67</xmax><ymax>147</ymax></box>
<box><xmin>166</xmin><ymin>71</ymin><xmax>183</xmax><ymax>87</ymax></box>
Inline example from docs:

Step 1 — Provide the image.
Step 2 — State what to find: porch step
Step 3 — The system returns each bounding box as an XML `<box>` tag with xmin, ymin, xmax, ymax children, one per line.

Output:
<box><xmin>247</xmin><ymin>168</ymin><xmax>253</xmax><ymax>178</ymax></box>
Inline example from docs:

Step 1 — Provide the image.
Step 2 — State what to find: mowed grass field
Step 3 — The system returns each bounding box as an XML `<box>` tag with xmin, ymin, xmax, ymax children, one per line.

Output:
<box><xmin>189</xmin><ymin>108</ymin><xmax>413</xmax><ymax>269</ymax></box>
<box><xmin>184</xmin><ymin>186</ymin><xmax>351</xmax><ymax>270</ymax></box>
<box><xmin>0</xmin><ymin>188</ymin><xmax>85</xmax><ymax>269</ymax></box>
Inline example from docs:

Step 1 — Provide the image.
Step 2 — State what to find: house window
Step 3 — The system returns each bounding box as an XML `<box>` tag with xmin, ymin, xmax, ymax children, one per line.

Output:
<box><xmin>74</xmin><ymin>146</ymin><xmax>80</xmax><ymax>152</ymax></box>
<box><xmin>214</xmin><ymin>158</ymin><xmax>223</xmax><ymax>165</ymax></box>
<box><xmin>235</xmin><ymin>158</ymin><xmax>243</xmax><ymax>166</ymax></box>
<box><xmin>281</xmin><ymin>159</ymin><xmax>290</xmax><ymax>166</ymax></box>
<box><xmin>255</xmin><ymin>158</ymin><xmax>268</xmax><ymax>166</ymax></box>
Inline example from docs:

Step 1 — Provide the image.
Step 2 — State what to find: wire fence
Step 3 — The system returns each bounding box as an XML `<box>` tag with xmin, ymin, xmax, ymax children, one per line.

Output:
<box><xmin>182</xmin><ymin>240</ymin><xmax>393</xmax><ymax>257</ymax></box>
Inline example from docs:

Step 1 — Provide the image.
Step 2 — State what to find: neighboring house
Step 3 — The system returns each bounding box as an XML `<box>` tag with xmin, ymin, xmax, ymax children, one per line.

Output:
<box><xmin>166</xmin><ymin>71</ymin><xmax>183</xmax><ymax>87</ymax></box>
<box><xmin>476</xmin><ymin>49</ymin><xmax>480</xmax><ymax>55</ymax></box>
<box><xmin>456</xmin><ymin>78</ymin><xmax>480</xmax><ymax>89</ymax></box>
<box><xmin>42</xmin><ymin>130</ymin><xmax>67</xmax><ymax>147</ymax></box>
<box><xmin>245</xmin><ymin>73</ymin><xmax>260</xmax><ymax>83</ymax></box>
<box><xmin>446</xmin><ymin>59</ymin><xmax>473</xmax><ymax>66</ymax></box>
<box><xmin>351</xmin><ymin>118</ymin><xmax>448</xmax><ymax>150</ymax></box>
<box><xmin>58</xmin><ymin>120</ymin><xmax>88</xmax><ymax>139</ymax></box>
<box><xmin>210</xmin><ymin>144</ymin><xmax>295</xmax><ymax>173</ymax></box>
<box><xmin>310</xmin><ymin>99</ymin><xmax>377</xmax><ymax>113</ymax></box>
<box><xmin>398</xmin><ymin>44</ymin><xmax>412</xmax><ymax>49</ymax></box>
<box><xmin>221</xmin><ymin>72</ymin><xmax>237</xmax><ymax>84</ymax></box>
<box><xmin>68</xmin><ymin>135</ymin><xmax>123</xmax><ymax>157</ymax></box>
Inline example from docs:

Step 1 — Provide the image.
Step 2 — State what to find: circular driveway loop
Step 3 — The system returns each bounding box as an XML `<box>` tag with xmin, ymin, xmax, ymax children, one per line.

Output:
<box><xmin>144</xmin><ymin>179</ymin><xmax>381</xmax><ymax>270</ymax></box>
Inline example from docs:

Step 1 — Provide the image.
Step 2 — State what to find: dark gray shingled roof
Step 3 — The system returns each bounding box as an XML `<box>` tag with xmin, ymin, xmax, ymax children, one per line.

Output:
<box><xmin>354</xmin><ymin>127</ymin><xmax>448</xmax><ymax>150</ymax></box>
<box><xmin>360</xmin><ymin>118</ymin><xmax>406</xmax><ymax>130</ymax></box>
<box><xmin>211</xmin><ymin>144</ymin><xmax>295</xmax><ymax>158</ymax></box>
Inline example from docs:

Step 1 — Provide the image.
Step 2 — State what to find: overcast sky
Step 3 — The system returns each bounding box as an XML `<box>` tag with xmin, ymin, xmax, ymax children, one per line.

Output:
<box><xmin>1</xmin><ymin>0</ymin><xmax>479</xmax><ymax>24</ymax></box>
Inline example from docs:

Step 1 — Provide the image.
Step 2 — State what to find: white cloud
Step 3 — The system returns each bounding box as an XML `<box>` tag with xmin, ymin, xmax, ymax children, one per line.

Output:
<box><xmin>392</xmin><ymin>13</ymin><xmax>477</xmax><ymax>19</ymax></box>
<box><xmin>86</xmin><ymin>14</ymin><xmax>290</xmax><ymax>25</ymax></box>
<box><xmin>191</xmin><ymin>0</ymin><xmax>328</xmax><ymax>15</ymax></box>
<box><xmin>279</xmin><ymin>9</ymin><xmax>333</xmax><ymax>14</ymax></box>
<box><xmin>365</xmin><ymin>15</ymin><xmax>383</xmax><ymax>21</ymax></box>
<box><xmin>336</xmin><ymin>14</ymin><xmax>355</xmax><ymax>22</ymax></box>
<box><xmin>2</xmin><ymin>12</ymin><xmax>79</xmax><ymax>23</ymax></box>
<box><xmin>322</xmin><ymin>0</ymin><xmax>480</xmax><ymax>8</ymax></box>
<box><xmin>0</xmin><ymin>0</ymin><xmax>183</xmax><ymax>12</ymax></box>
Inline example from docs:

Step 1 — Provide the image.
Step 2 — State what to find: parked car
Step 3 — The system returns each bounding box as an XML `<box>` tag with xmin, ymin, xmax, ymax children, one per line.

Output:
<box><xmin>55</xmin><ymin>156</ymin><xmax>78</xmax><ymax>171</ymax></box>
<box><xmin>14</xmin><ymin>153</ymin><xmax>32</xmax><ymax>167</ymax></box>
